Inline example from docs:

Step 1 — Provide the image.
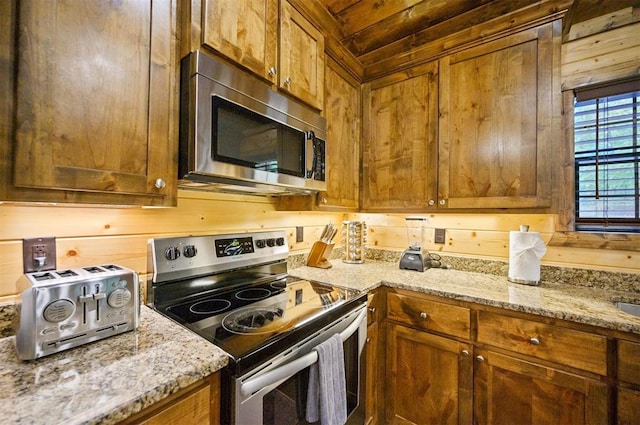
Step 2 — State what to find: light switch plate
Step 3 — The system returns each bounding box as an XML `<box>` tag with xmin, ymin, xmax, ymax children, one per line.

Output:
<box><xmin>434</xmin><ymin>228</ymin><xmax>446</xmax><ymax>244</ymax></box>
<box><xmin>23</xmin><ymin>237</ymin><xmax>57</xmax><ymax>273</ymax></box>
<box><xmin>296</xmin><ymin>226</ymin><xmax>304</xmax><ymax>243</ymax></box>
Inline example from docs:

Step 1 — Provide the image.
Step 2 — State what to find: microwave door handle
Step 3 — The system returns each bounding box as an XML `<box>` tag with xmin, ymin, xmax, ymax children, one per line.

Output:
<box><xmin>305</xmin><ymin>131</ymin><xmax>315</xmax><ymax>178</ymax></box>
<box><xmin>239</xmin><ymin>306</ymin><xmax>367</xmax><ymax>397</ymax></box>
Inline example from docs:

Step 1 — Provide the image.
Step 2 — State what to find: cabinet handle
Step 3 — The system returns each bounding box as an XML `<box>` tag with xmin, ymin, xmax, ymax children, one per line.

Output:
<box><xmin>284</xmin><ymin>76</ymin><xmax>292</xmax><ymax>85</ymax></box>
<box><xmin>368</xmin><ymin>307</ymin><xmax>376</xmax><ymax>313</ymax></box>
<box><xmin>476</xmin><ymin>355</ymin><xmax>485</xmax><ymax>363</ymax></box>
<box><xmin>320</xmin><ymin>197</ymin><xmax>328</xmax><ymax>204</ymax></box>
<box><xmin>529</xmin><ymin>337</ymin><xmax>540</xmax><ymax>345</ymax></box>
<box><xmin>366</xmin><ymin>338</ymin><xmax>371</xmax><ymax>344</ymax></box>
<box><xmin>461</xmin><ymin>349</ymin><xmax>470</xmax><ymax>357</ymax></box>
<box><xmin>268</xmin><ymin>66</ymin><xmax>277</xmax><ymax>76</ymax></box>
<box><xmin>154</xmin><ymin>178</ymin><xmax>166</xmax><ymax>189</ymax></box>
<box><xmin>419</xmin><ymin>312</ymin><xmax>428</xmax><ymax>319</ymax></box>
<box><xmin>428</xmin><ymin>199</ymin><xmax>435</xmax><ymax>206</ymax></box>
<box><xmin>439</xmin><ymin>199</ymin><xmax>446</xmax><ymax>206</ymax></box>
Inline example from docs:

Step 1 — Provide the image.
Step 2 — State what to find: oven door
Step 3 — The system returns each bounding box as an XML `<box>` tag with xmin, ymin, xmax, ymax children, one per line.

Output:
<box><xmin>228</xmin><ymin>304</ymin><xmax>367</xmax><ymax>425</ymax></box>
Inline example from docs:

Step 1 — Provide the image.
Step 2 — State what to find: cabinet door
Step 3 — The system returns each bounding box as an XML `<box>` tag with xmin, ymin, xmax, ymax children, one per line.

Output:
<box><xmin>321</xmin><ymin>59</ymin><xmax>360</xmax><ymax>209</ymax></box>
<box><xmin>365</xmin><ymin>320</ymin><xmax>379</xmax><ymax>425</ymax></box>
<box><xmin>362</xmin><ymin>62</ymin><xmax>438</xmax><ymax>210</ymax></box>
<box><xmin>474</xmin><ymin>349</ymin><xmax>608</xmax><ymax>425</ymax></box>
<box><xmin>201</xmin><ymin>0</ymin><xmax>278</xmax><ymax>82</ymax></box>
<box><xmin>438</xmin><ymin>23</ymin><xmax>555</xmax><ymax>209</ymax></box>
<box><xmin>386</xmin><ymin>323</ymin><xmax>472</xmax><ymax>425</ymax></box>
<box><xmin>280</xmin><ymin>1</ymin><xmax>324</xmax><ymax>110</ymax></box>
<box><xmin>618</xmin><ymin>387</ymin><xmax>640</xmax><ymax>425</ymax></box>
<box><xmin>9</xmin><ymin>0</ymin><xmax>176</xmax><ymax>206</ymax></box>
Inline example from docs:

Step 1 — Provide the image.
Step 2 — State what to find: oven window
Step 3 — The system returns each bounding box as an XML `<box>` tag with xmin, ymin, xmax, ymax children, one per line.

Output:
<box><xmin>212</xmin><ymin>96</ymin><xmax>304</xmax><ymax>177</ymax></box>
<box><xmin>262</xmin><ymin>331</ymin><xmax>361</xmax><ymax>425</ymax></box>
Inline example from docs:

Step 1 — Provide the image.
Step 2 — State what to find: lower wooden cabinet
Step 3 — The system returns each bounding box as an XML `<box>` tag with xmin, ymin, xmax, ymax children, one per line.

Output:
<box><xmin>385</xmin><ymin>322</ymin><xmax>473</xmax><ymax>425</ymax></box>
<box><xmin>119</xmin><ymin>372</ymin><xmax>220</xmax><ymax>425</ymax></box>
<box><xmin>617</xmin><ymin>339</ymin><xmax>640</xmax><ymax>425</ymax></box>
<box><xmin>474</xmin><ymin>349</ymin><xmax>608</xmax><ymax>425</ymax></box>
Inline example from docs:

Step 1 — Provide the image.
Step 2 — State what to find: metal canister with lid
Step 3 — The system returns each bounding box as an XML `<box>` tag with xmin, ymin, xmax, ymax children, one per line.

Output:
<box><xmin>342</xmin><ymin>221</ymin><xmax>367</xmax><ymax>264</ymax></box>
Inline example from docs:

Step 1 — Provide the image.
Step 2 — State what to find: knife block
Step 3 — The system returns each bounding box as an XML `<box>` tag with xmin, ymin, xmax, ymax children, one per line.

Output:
<box><xmin>306</xmin><ymin>241</ymin><xmax>334</xmax><ymax>269</ymax></box>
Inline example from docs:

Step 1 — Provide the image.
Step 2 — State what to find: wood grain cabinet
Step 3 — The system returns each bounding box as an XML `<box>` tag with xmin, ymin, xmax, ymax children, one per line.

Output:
<box><xmin>385</xmin><ymin>291</ymin><xmax>473</xmax><ymax>424</ymax></box>
<box><xmin>617</xmin><ymin>339</ymin><xmax>640</xmax><ymax>425</ymax></box>
<box><xmin>438</xmin><ymin>23</ymin><xmax>555</xmax><ymax>209</ymax></box>
<box><xmin>1</xmin><ymin>0</ymin><xmax>177</xmax><ymax>206</ymax></box>
<box><xmin>184</xmin><ymin>0</ymin><xmax>324</xmax><ymax>110</ymax></box>
<box><xmin>365</xmin><ymin>290</ymin><xmax>381</xmax><ymax>425</ymax></box>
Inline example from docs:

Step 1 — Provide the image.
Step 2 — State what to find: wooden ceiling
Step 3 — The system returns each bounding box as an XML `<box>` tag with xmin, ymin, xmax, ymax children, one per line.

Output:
<box><xmin>315</xmin><ymin>0</ymin><xmax>639</xmax><ymax>80</ymax></box>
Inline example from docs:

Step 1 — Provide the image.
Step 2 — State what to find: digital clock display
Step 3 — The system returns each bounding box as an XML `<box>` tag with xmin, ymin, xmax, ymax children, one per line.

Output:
<box><xmin>214</xmin><ymin>237</ymin><xmax>255</xmax><ymax>257</ymax></box>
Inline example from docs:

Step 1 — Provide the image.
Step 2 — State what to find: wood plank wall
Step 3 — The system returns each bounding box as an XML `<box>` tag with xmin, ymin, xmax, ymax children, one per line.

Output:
<box><xmin>1</xmin><ymin>192</ymin><xmax>638</xmax><ymax>303</ymax></box>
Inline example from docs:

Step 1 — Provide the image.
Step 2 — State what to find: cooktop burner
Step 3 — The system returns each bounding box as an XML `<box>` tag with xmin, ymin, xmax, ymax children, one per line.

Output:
<box><xmin>222</xmin><ymin>305</ymin><xmax>288</xmax><ymax>334</ymax></box>
<box><xmin>189</xmin><ymin>299</ymin><xmax>232</xmax><ymax>315</ymax></box>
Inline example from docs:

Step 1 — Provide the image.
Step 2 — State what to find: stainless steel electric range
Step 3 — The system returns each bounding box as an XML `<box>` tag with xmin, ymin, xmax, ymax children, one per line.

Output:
<box><xmin>147</xmin><ymin>230</ymin><xmax>367</xmax><ymax>425</ymax></box>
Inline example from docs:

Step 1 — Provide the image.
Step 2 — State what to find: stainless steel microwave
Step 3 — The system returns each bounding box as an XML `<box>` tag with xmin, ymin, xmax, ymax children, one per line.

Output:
<box><xmin>178</xmin><ymin>51</ymin><xmax>327</xmax><ymax>195</ymax></box>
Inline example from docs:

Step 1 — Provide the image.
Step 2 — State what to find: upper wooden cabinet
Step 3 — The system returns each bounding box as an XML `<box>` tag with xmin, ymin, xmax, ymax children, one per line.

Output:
<box><xmin>1</xmin><ymin>0</ymin><xmax>177</xmax><ymax>206</ymax></box>
<box><xmin>187</xmin><ymin>0</ymin><xmax>324</xmax><ymax>110</ymax></box>
<box><xmin>362</xmin><ymin>62</ymin><xmax>438</xmax><ymax>210</ymax></box>
<box><xmin>438</xmin><ymin>23</ymin><xmax>555</xmax><ymax>209</ymax></box>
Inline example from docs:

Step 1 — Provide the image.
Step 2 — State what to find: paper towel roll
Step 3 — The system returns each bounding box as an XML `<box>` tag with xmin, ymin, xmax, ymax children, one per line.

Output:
<box><xmin>508</xmin><ymin>230</ymin><xmax>547</xmax><ymax>285</ymax></box>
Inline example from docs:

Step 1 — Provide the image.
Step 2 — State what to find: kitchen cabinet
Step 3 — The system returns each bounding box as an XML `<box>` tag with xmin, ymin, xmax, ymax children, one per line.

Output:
<box><xmin>385</xmin><ymin>291</ymin><xmax>472</xmax><ymax>424</ymax></box>
<box><xmin>119</xmin><ymin>372</ymin><xmax>220</xmax><ymax>424</ymax></box>
<box><xmin>438</xmin><ymin>23</ymin><xmax>555</xmax><ymax>209</ymax></box>
<box><xmin>1</xmin><ymin>0</ymin><xmax>177</xmax><ymax>206</ymax></box>
<box><xmin>365</xmin><ymin>290</ymin><xmax>382</xmax><ymax>425</ymax></box>
<box><xmin>183</xmin><ymin>0</ymin><xmax>324</xmax><ymax>110</ymax></box>
<box><xmin>361</xmin><ymin>61</ymin><xmax>438</xmax><ymax>210</ymax></box>
<box><xmin>617</xmin><ymin>339</ymin><xmax>640</xmax><ymax>424</ymax></box>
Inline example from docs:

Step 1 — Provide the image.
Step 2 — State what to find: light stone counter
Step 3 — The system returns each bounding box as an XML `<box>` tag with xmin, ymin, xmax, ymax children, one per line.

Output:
<box><xmin>290</xmin><ymin>260</ymin><xmax>640</xmax><ymax>335</ymax></box>
<box><xmin>0</xmin><ymin>305</ymin><xmax>228</xmax><ymax>425</ymax></box>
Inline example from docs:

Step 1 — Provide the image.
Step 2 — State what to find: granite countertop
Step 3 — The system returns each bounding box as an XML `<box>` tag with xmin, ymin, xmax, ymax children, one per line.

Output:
<box><xmin>289</xmin><ymin>260</ymin><xmax>640</xmax><ymax>335</ymax></box>
<box><xmin>0</xmin><ymin>306</ymin><xmax>229</xmax><ymax>425</ymax></box>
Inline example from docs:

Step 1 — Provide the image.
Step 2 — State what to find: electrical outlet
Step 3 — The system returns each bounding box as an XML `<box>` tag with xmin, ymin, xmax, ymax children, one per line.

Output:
<box><xmin>296</xmin><ymin>226</ymin><xmax>304</xmax><ymax>243</ymax></box>
<box><xmin>23</xmin><ymin>237</ymin><xmax>57</xmax><ymax>273</ymax></box>
<box><xmin>434</xmin><ymin>228</ymin><xmax>446</xmax><ymax>244</ymax></box>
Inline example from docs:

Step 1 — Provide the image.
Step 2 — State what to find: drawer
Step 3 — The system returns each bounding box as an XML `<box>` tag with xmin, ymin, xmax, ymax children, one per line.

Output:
<box><xmin>477</xmin><ymin>311</ymin><xmax>607</xmax><ymax>375</ymax></box>
<box><xmin>618</xmin><ymin>339</ymin><xmax>640</xmax><ymax>385</ymax></box>
<box><xmin>386</xmin><ymin>292</ymin><xmax>471</xmax><ymax>339</ymax></box>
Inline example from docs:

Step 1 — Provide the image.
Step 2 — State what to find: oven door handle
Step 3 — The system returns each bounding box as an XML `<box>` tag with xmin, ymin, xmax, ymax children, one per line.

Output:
<box><xmin>239</xmin><ymin>306</ymin><xmax>367</xmax><ymax>397</ymax></box>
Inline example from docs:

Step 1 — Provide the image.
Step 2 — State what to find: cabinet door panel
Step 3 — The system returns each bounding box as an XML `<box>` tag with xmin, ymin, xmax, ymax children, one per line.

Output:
<box><xmin>439</xmin><ymin>24</ymin><xmax>554</xmax><ymax>208</ymax></box>
<box><xmin>202</xmin><ymin>0</ymin><xmax>278</xmax><ymax>81</ymax></box>
<box><xmin>362</xmin><ymin>62</ymin><xmax>438</xmax><ymax>210</ymax></box>
<box><xmin>280</xmin><ymin>1</ymin><xmax>324</xmax><ymax>110</ymax></box>
<box><xmin>474</xmin><ymin>350</ymin><xmax>608</xmax><ymax>425</ymax></box>
<box><xmin>386</xmin><ymin>323</ymin><xmax>472</xmax><ymax>425</ymax></box>
<box><xmin>11</xmin><ymin>0</ymin><xmax>175</xmax><ymax>205</ymax></box>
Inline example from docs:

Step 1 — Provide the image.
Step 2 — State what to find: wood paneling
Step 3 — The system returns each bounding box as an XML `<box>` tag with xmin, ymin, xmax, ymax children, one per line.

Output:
<box><xmin>561</xmin><ymin>22</ymin><xmax>640</xmax><ymax>90</ymax></box>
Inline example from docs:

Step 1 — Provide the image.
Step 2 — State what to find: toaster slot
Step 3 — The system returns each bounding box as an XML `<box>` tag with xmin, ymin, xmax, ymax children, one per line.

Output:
<box><xmin>46</xmin><ymin>333</ymin><xmax>88</xmax><ymax>348</ymax></box>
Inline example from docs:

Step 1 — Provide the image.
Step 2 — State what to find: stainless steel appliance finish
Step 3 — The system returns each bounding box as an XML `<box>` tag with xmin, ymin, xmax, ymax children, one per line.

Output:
<box><xmin>15</xmin><ymin>265</ymin><xmax>139</xmax><ymax>361</ymax></box>
<box><xmin>179</xmin><ymin>51</ymin><xmax>328</xmax><ymax>195</ymax></box>
<box><xmin>147</xmin><ymin>231</ymin><xmax>367</xmax><ymax>425</ymax></box>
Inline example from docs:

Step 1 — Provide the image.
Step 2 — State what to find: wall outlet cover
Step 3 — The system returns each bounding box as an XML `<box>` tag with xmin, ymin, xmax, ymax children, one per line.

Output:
<box><xmin>434</xmin><ymin>228</ymin><xmax>446</xmax><ymax>244</ymax></box>
<box><xmin>23</xmin><ymin>237</ymin><xmax>57</xmax><ymax>273</ymax></box>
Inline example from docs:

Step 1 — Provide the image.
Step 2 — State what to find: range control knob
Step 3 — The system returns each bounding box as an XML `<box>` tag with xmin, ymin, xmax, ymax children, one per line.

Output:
<box><xmin>256</xmin><ymin>239</ymin><xmax>266</xmax><ymax>249</ymax></box>
<box><xmin>165</xmin><ymin>246</ymin><xmax>181</xmax><ymax>261</ymax></box>
<box><xmin>183</xmin><ymin>245</ymin><xmax>197</xmax><ymax>258</ymax></box>
<box><xmin>266</xmin><ymin>238</ymin><xmax>276</xmax><ymax>247</ymax></box>
<box><xmin>276</xmin><ymin>237</ymin><xmax>285</xmax><ymax>246</ymax></box>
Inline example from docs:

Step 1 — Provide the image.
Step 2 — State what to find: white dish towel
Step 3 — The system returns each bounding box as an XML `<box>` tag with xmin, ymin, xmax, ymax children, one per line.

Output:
<box><xmin>306</xmin><ymin>333</ymin><xmax>347</xmax><ymax>425</ymax></box>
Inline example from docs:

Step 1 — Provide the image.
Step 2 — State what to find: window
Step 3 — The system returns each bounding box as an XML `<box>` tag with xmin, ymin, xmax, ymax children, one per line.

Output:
<box><xmin>574</xmin><ymin>79</ymin><xmax>640</xmax><ymax>232</ymax></box>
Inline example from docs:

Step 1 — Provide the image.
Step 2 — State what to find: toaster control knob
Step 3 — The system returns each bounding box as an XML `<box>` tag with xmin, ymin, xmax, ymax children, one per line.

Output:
<box><xmin>266</xmin><ymin>238</ymin><xmax>276</xmax><ymax>247</ymax></box>
<box><xmin>256</xmin><ymin>239</ymin><xmax>266</xmax><ymax>249</ymax></box>
<box><xmin>107</xmin><ymin>288</ymin><xmax>132</xmax><ymax>308</ymax></box>
<box><xmin>43</xmin><ymin>299</ymin><xmax>75</xmax><ymax>323</ymax></box>
<box><xmin>276</xmin><ymin>237</ymin><xmax>285</xmax><ymax>246</ymax></box>
<box><xmin>183</xmin><ymin>245</ymin><xmax>197</xmax><ymax>258</ymax></box>
<box><xmin>165</xmin><ymin>246</ymin><xmax>181</xmax><ymax>261</ymax></box>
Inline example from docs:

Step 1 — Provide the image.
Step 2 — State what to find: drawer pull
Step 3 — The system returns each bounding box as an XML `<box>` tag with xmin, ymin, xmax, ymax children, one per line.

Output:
<box><xmin>476</xmin><ymin>355</ymin><xmax>485</xmax><ymax>363</ymax></box>
<box><xmin>529</xmin><ymin>337</ymin><xmax>540</xmax><ymax>345</ymax></box>
<box><xmin>461</xmin><ymin>349</ymin><xmax>470</xmax><ymax>357</ymax></box>
<box><xmin>420</xmin><ymin>312</ymin><xmax>428</xmax><ymax>319</ymax></box>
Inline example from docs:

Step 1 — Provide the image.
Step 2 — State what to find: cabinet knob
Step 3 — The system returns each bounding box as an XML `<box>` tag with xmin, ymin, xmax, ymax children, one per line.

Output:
<box><xmin>154</xmin><ymin>178</ymin><xmax>166</xmax><ymax>189</ymax></box>
<box><xmin>320</xmin><ymin>197</ymin><xmax>328</xmax><ymax>204</ymax></box>
<box><xmin>428</xmin><ymin>199</ymin><xmax>435</xmax><ymax>206</ymax></box>
<box><xmin>284</xmin><ymin>76</ymin><xmax>292</xmax><ymax>85</ymax></box>
<box><xmin>268</xmin><ymin>66</ymin><xmax>277</xmax><ymax>76</ymax></box>
<box><xmin>476</xmin><ymin>355</ymin><xmax>485</xmax><ymax>363</ymax></box>
<box><xmin>419</xmin><ymin>312</ymin><xmax>428</xmax><ymax>319</ymax></box>
<box><xmin>529</xmin><ymin>337</ymin><xmax>540</xmax><ymax>345</ymax></box>
<box><xmin>439</xmin><ymin>199</ymin><xmax>446</xmax><ymax>206</ymax></box>
<box><xmin>366</xmin><ymin>337</ymin><xmax>371</xmax><ymax>344</ymax></box>
<box><xmin>368</xmin><ymin>307</ymin><xmax>376</xmax><ymax>313</ymax></box>
<box><xmin>461</xmin><ymin>349</ymin><xmax>470</xmax><ymax>357</ymax></box>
